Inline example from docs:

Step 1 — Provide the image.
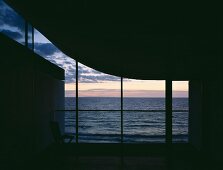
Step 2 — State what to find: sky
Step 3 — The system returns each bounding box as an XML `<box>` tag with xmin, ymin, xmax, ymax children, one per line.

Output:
<box><xmin>0</xmin><ymin>1</ymin><xmax>188</xmax><ymax>98</ymax></box>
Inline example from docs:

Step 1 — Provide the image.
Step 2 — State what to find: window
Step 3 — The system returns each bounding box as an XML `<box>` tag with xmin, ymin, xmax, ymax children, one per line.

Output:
<box><xmin>34</xmin><ymin>29</ymin><xmax>77</xmax><ymax>137</ymax></box>
<box><xmin>123</xmin><ymin>79</ymin><xmax>166</xmax><ymax>143</ymax></box>
<box><xmin>0</xmin><ymin>1</ymin><xmax>191</xmax><ymax>144</ymax></box>
<box><xmin>78</xmin><ymin>63</ymin><xmax>121</xmax><ymax>143</ymax></box>
<box><xmin>27</xmin><ymin>24</ymin><xmax>33</xmax><ymax>49</ymax></box>
<box><xmin>0</xmin><ymin>0</ymin><xmax>25</xmax><ymax>45</ymax></box>
<box><xmin>63</xmin><ymin>59</ymin><xmax>76</xmax><ymax>137</ymax></box>
<box><xmin>172</xmin><ymin>81</ymin><xmax>189</xmax><ymax>143</ymax></box>
<box><xmin>34</xmin><ymin>29</ymin><xmax>58</xmax><ymax>62</ymax></box>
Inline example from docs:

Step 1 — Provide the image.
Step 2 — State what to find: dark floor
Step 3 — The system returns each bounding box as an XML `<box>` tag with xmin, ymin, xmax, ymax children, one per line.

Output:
<box><xmin>31</xmin><ymin>155</ymin><xmax>206</xmax><ymax>170</ymax></box>
<box><xmin>3</xmin><ymin>144</ymin><xmax>222</xmax><ymax>170</ymax></box>
<box><xmin>53</xmin><ymin>156</ymin><xmax>167</xmax><ymax>170</ymax></box>
<box><xmin>30</xmin><ymin>144</ymin><xmax>199</xmax><ymax>170</ymax></box>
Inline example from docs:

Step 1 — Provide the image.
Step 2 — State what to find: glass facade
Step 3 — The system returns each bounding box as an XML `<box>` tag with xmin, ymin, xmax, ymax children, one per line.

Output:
<box><xmin>34</xmin><ymin>28</ymin><xmax>58</xmax><ymax>62</ymax></box>
<box><xmin>78</xmin><ymin>63</ymin><xmax>121</xmax><ymax>143</ymax></box>
<box><xmin>79</xmin><ymin>111</ymin><xmax>121</xmax><ymax>143</ymax></box>
<box><xmin>27</xmin><ymin>24</ymin><xmax>33</xmax><ymax>49</ymax></box>
<box><xmin>0</xmin><ymin>0</ymin><xmax>25</xmax><ymax>45</ymax></box>
<box><xmin>78</xmin><ymin>63</ymin><xmax>120</xmax><ymax>109</ymax></box>
<box><xmin>123</xmin><ymin>79</ymin><xmax>166</xmax><ymax>143</ymax></box>
<box><xmin>0</xmin><ymin>1</ymin><xmax>190</xmax><ymax>144</ymax></box>
<box><xmin>172</xmin><ymin>81</ymin><xmax>189</xmax><ymax>143</ymax></box>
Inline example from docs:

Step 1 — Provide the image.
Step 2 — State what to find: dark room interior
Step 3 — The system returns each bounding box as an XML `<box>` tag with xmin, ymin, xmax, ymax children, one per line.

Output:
<box><xmin>1</xmin><ymin>0</ymin><xmax>223</xmax><ymax>169</ymax></box>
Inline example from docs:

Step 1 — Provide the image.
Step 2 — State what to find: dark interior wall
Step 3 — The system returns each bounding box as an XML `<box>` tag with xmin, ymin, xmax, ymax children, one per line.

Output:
<box><xmin>189</xmin><ymin>80</ymin><xmax>203</xmax><ymax>150</ymax></box>
<box><xmin>202</xmin><ymin>78</ymin><xmax>223</xmax><ymax>164</ymax></box>
<box><xmin>0</xmin><ymin>35</ymin><xmax>64</xmax><ymax>168</ymax></box>
<box><xmin>189</xmin><ymin>78</ymin><xmax>223</xmax><ymax>164</ymax></box>
<box><xmin>34</xmin><ymin>71</ymin><xmax>64</xmax><ymax>153</ymax></box>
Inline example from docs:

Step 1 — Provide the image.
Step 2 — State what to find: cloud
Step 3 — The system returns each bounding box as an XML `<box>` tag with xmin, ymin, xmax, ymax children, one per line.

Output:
<box><xmin>45</xmin><ymin>57</ymin><xmax>120</xmax><ymax>83</ymax></box>
<box><xmin>78</xmin><ymin>74</ymin><xmax>120</xmax><ymax>83</ymax></box>
<box><xmin>79</xmin><ymin>89</ymin><xmax>162</xmax><ymax>97</ymax></box>
<box><xmin>66</xmin><ymin>89</ymin><xmax>121</xmax><ymax>97</ymax></box>
<box><xmin>34</xmin><ymin>43</ymin><xmax>59</xmax><ymax>56</ymax></box>
<box><xmin>63</xmin><ymin>62</ymin><xmax>120</xmax><ymax>83</ymax></box>
<box><xmin>0</xmin><ymin>2</ymin><xmax>121</xmax><ymax>84</ymax></box>
<box><xmin>172</xmin><ymin>91</ymin><xmax>188</xmax><ymax>98</ymax></box>
<box><xmin>0</xmin><ymin>1</ymin><xmax>25</xmax><ymax>31</ymax></box>
<box><xmin>66</xmin><ymin>89</ymin><xmax>188</xmax><ymax>98</ymax></box>
<box><xmin>0</xmin><ymin>2</ymin><xmax>26</xmax><ymax>43</ymax></box>
<box><xmin>0</xmin><ymin>1</ymin><xmax>120</xmax><ymax>84</ymax></box>
<box><xmin>0</xmin><ymin>29</ymin><xmax>23</xmax><ymax>39</ymax></box>
<box><xmin>78</xmin><ymin>64</ymin><xmax>120</xmax><ymax>83</ymax></box>
<box><xmin>123</xmin><ymin>90</ymin><xmax>165</xmax><ymax>98</ymax></box>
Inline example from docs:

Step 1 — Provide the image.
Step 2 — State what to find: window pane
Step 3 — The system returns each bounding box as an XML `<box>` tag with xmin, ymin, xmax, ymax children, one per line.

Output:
<box><xmin>123</xmin><ymin>79</ymin><xmax>165</xmax><ymax>143</ymax></box>
<box><xmin>64</xmin><ymin>61</ymin><xmax>76</xmax><ymax>142</ymax></box>
<box><xmin>78</xmin><ymin>63</ymin><xmax>120</xmax><ymax>110</ymax></box>
<box><xmin>34</xmin><ymin>28</ymin><xmax>77</xmax><ymax>137</ymax></box>
<box><xmin>79</xmin><ymin>111</ymin><xmax>121</xmax><ymax>143</ymax></box>
<box><xmin>64</xmin><ymin>111</ymin><xmax>76</xmax><ymax>134</ymax></box>
<box><xmin>34</xmin><ymin>28</ymin><xmax>76</xmax><ymax>108</ymax></box>
<box><xmin>0</xmin><ymin>1</ymin><xmax>25</xmax><ymax>45</ymax></box>
<box><xmin>172</xmin><ymin>81</ymin><xmax>189</xmax><ymax>143</ymax></box>
<box><xmin>64</xmin><ymin>60</ymin><xmax>76</xmax><ymax>110</ymax></box>
<box><xmin>27</xmin><ymin>24</ymin><xmax>33</xmax><ymax>49</ymax></box>
<box><xmin>34</xmin><ymin>29</ymin><xmax>57</xmax><ymax>61</ymax></box>
<box><xmin>60</xmin><ymin>59</ymin><xmax>76</xmax><ymax>143</ymax></box>
<box><xmin>124</xmin><ymin>111</ymin><xmax>165</xmax><ymax>143</ymax></box>
<box><xmin>78</xmin><ymin>63</ymin><xmax>121</xmax><ymax>143</ymax></box>
<box><xmin>54</xmin><ymin>110</ymin><xmax>76</xmax><ymax>143</ymax></box>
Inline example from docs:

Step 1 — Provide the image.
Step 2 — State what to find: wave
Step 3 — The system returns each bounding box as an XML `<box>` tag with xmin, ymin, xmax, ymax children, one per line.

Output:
<box><xmin>63</xmin><ymin>97</ymin><xmax>189</xmax><ymax>143</ymax></box>
<box><xmin>75</xmin><ymin>133</ymin><xmax>188</xmax><ymax>143</ymax></box>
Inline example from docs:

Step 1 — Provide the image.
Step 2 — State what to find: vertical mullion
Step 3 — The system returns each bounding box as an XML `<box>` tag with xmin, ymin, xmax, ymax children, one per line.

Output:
<box><xmin>76</xmin><ymin>61</ymin><xmax>79</xmax><ymax>143</ymax></box>
<box><xmin>121</xmin><ymin>77</ymin><xmax>123</xmax><ymax>143</ymax></box>
<box><xmin>32</xmin><ymin>26</ymin><xmax>34</xmax><ymax>51</ymax></box>
<box><xmin>25</xmin><ymin>21</ymin><xmax>28</xmax><ymax>47</ymax></box>
<box><xmin>166</xmin><ymin>80</ymin><xmax>172</xmax><ymax>144</ymax></box>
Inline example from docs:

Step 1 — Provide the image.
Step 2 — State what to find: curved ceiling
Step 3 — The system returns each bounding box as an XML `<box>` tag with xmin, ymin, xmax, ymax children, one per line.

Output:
<box><xmin>5</xmin><ymin>0</ymin><xmax>222</xmax><ymax>79</ymax></box>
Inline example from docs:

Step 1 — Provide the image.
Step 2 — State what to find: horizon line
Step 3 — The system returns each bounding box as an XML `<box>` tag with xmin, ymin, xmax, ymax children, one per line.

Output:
<box><xmin>65</xmin><ymin>96</ymin><xmax>188</xmax><ymax>98</ymax></box>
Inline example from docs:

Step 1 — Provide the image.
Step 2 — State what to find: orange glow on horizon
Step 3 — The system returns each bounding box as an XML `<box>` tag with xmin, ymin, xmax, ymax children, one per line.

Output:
<box><xmin>65</xmin><ymin>80</ymin><xmax>188</xmax><ymax>97</ymax></box>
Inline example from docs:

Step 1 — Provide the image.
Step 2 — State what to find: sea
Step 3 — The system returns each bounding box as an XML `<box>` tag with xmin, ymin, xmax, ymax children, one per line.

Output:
<box><xmin>61</xmin><ymin>97</ymin><xmax>188</xmax><ymax>143</ymax></box>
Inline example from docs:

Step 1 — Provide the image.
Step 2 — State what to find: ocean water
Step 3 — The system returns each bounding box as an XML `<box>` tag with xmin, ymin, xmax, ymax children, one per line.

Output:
<box><xmin>62</xmin><ymin>97</ymin><xmax>188</xmax><ymax>143</ymax></box>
